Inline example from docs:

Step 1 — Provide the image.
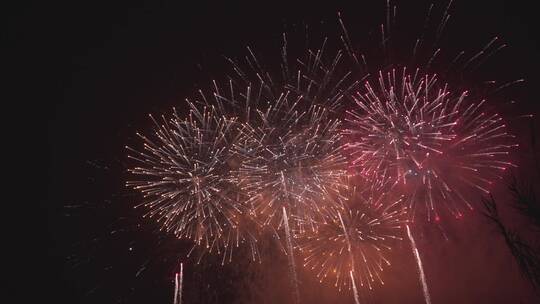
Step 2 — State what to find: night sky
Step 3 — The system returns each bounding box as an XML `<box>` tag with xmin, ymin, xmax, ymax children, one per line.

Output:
<box><xmin>34</xmin><ymin>0</ymin><xmax>540</xmax><ymax>303</ymax></box>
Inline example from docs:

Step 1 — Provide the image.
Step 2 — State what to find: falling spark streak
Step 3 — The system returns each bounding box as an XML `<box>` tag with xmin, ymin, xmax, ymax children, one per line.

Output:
<box><xmin>339</xmin><ymin>212</ymin><xmax>360</xmax><ymax>304</ymax></box>
<box><xmin>406</xmin><ymin>225</ymin><xmax>431</xmax><ymax>304</ymax></box>
<box><xmin>173</xmin><ymin>263</ymin><xmax>183</xmax><ymax>304</ymax></box>
<box><xmin>173</xmin><ymin>274</ymin><xmax>178</xmax><ymax>304</ymax></box>
<box><xmin>283</xmin><ymin>207</ymin><xmax>300</xmax><ymax>304</ymax></box>
<box><xmin>127</xmin><ymin>103</ymin><xmax>260</xmax><ymax>261</ymax></box>
<box><xmin>350</xmin><ymin>270</ymin><xmax>361</xmax><ymax>304</ymax></box>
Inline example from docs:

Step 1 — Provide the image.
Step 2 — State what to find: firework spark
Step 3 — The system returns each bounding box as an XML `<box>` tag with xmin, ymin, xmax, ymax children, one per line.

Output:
<box><xmin>344</xmin><ymin>68</ymin><xmax>516</xmax><ymax>222</ymax></box>
<box><xmin>126</xmin><ymin>103</ymin><xmax>260</xmax><ymax>262</ymax></box>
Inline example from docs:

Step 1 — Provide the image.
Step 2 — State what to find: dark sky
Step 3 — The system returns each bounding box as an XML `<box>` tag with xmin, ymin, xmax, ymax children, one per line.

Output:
<box><xmin>28</xmin><ymin>0</ymin><xmax>540</xmax><ymax>303</ymax></box>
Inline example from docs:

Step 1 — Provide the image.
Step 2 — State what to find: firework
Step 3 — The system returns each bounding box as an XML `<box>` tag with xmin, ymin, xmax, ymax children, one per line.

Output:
<box><xmin>126</xmin><ymin>103</ymin><xmax>260</xmax><ymax>262</ymax></box>
<box><xmin>344</xmin><ymin>68</ymin><xmax>516</xmax><ymax>222</ymax></box>
<box><xmin>296</xmin><ymin>179</ymin><xmax>406</xmax><ymax>292</ymax></box>
<box><xmin>183</xmin><ymin>40</ymin><xmax>352</xmax><ymax>230</ymax></box>
<box><xmin>233</xmin><ymin>101</ymin><xmax>347</xmax><ymax>228</ymax></box>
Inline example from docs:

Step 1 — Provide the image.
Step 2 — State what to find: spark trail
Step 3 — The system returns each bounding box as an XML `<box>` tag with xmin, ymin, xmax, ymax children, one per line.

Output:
<box><xmin>283</xmin><ymin>207</ymin><xmax>301</xmax><ymax>304</ymax></box>
<box><xmin>339</xmin><ymin>211</ymin><xmax>360</xmax><ymax>304</ymax></box>
<box><xmin>406</xmin><ymin>225</ymin><xmax>431</xmax><ymax>304</ymax></box>
<box><xmin>173</xmin><ymin>263</ymin><xmax>183</xmax><ymax>304</ymax></box>
<box><xmin>350</xmin><ymin>271</ymin><xmax>361</xmax><ymax>304</ymax></box>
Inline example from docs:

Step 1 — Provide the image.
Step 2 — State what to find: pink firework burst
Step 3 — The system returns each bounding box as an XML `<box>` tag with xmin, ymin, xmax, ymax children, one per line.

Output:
<box><xmin>344</xmin><ymin>67</ymin><xmax>517</xmax><ymax>222</ymax></box>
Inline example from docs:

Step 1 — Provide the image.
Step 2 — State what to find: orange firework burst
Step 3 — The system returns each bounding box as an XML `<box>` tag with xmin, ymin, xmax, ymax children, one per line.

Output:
<box><xmin>296</xmin><ymin>178</ymin><xmax>406</xmax><ymax>292</ymax></box>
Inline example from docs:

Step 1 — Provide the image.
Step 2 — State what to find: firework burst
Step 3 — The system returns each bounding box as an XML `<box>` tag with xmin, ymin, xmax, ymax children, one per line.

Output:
<box><xmin>194</xmin><ymin>40</ymin><xmax>353</xmax><ymax>229</ymax></box>
<box><xmin>233</xmin><ymin>101</ymin><xmax>348</xmax><ymax>229</ymax></box>
<box><xmin>344</xmin><ymin>68</ymin><xmax>517</xmax><ymax>222</ymax></box>
<box><xmin>126</xmin><ymin>103</ymin><xmax>260</xmax><ymax>262</ymax></box>
<box><xmin>296</xmin><ymin>178</ymin><xmax>406</xmax><ymax>293</ymax></box>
